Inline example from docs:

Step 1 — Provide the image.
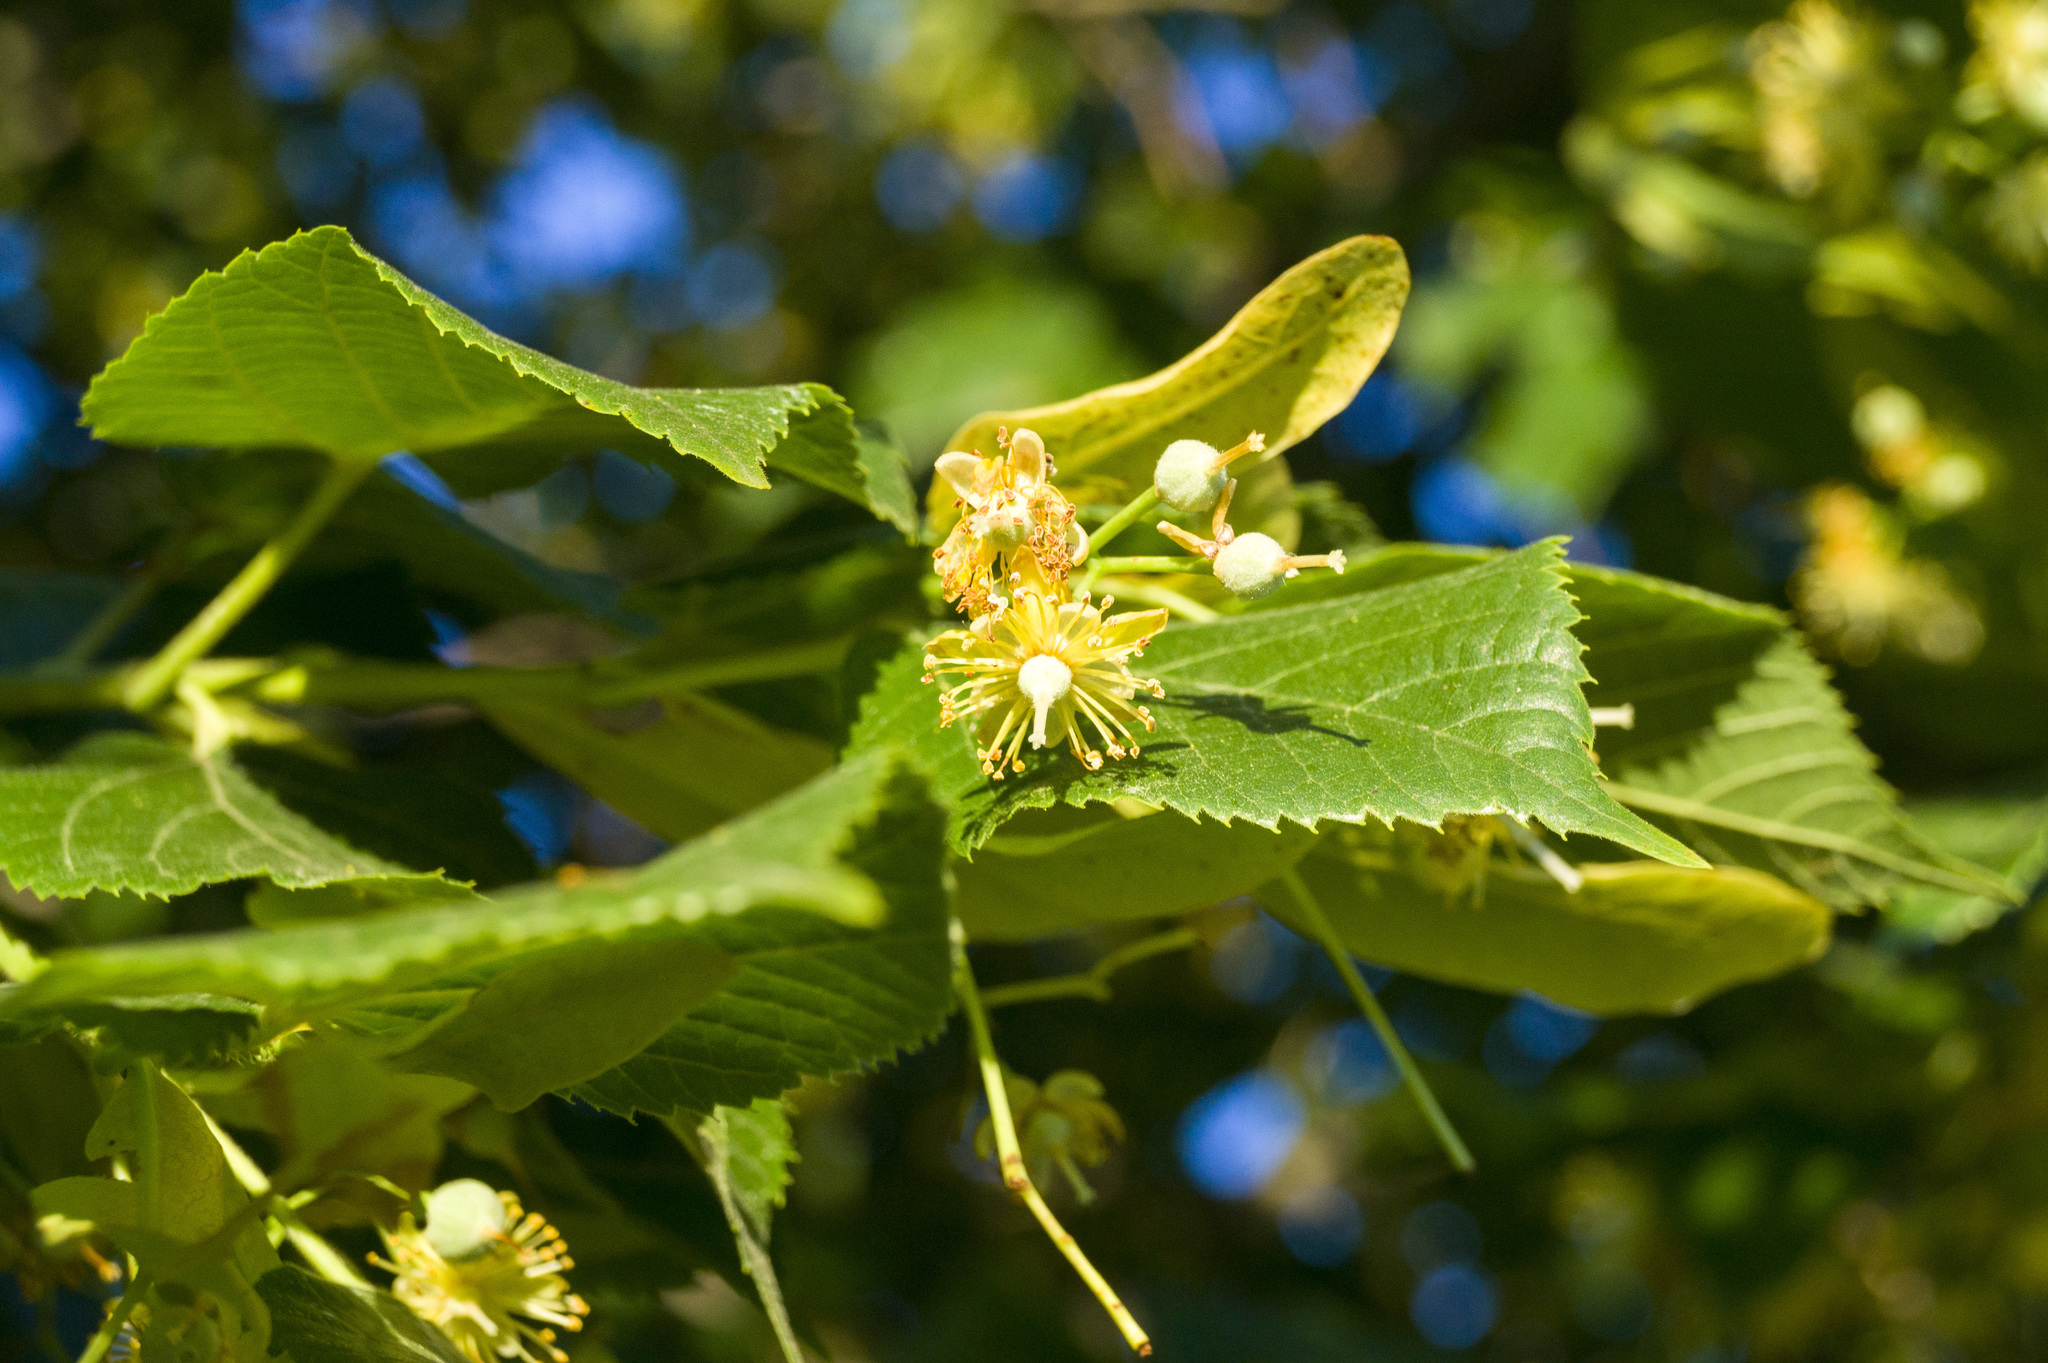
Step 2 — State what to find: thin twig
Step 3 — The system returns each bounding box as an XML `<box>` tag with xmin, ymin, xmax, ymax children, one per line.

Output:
<box><xmin>1278</xmin><ymin>870</ymin><xmax>1476</xmax><ymax>1174</ymax></box>
<box><xmin>980</xmin><ymin>928</ymin><xmax>1201</xmax><ymax>1008</ymax></box>
<box><xmin>952</xmin><ymin>921</ymin><xmax>1152</xmax><ymax>1356</ymax></box>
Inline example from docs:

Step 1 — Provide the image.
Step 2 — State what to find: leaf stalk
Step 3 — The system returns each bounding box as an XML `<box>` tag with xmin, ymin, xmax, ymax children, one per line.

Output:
<box><xmin>1279</xmin><ymin>869</ymin><xmax>1476</xmax><ymax>1174</ymax></box>
<box><xmin>122</xmin><ymin>459</ymin><xmax>374</xmax><ymax>713</ymax></box>
<box><xmin>980</xmin><ymin>928</ymin><xmax>1200</xmax><ymax>1009</ymax></box>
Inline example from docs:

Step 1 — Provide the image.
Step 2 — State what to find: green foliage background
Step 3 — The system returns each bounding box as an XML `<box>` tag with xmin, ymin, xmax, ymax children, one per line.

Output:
<box><xmin>1</xmin><ymin>1</ymin><xmax>2047</xmax><ymax>1362</ymax></box>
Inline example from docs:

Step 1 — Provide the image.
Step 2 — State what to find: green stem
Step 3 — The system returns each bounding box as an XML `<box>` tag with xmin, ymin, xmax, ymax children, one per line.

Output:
<box><xmin>76</xmin><ymin>1271</ymin><xmax>149</xmax><ymax>1363</ymax></box>
<box><xmin>1279</xmin><ymin>869</ymin><xmax>1476</xmax><ymax>1174</ymax></box>
<box><xmin>122</xmin><ymin>459</ymin><xmax>373</xmax><ymax>712</ymax></box>
<box><xmin>1090</xmin><ymin>556</ymin><xmax>1212</xmax><ymax>574</ymax></box>
<box><xmin>1085</xmin><ymin>488</ymin><xmax>1161</xmax><ymax>558</ymax></box>
<box><xmin>980</xmin><ymin>928</ymin><xmax>1200</xmax><ymax>1009</ymax></box>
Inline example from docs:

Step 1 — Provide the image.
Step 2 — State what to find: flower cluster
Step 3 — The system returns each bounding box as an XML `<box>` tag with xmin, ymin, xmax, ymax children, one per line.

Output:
<box><xmin>373</xmin><ymin>1180</ymin><xmax>589</xmax><ymax>1363</ymax></box>
<box><xmin>975</xmin><ymin>1068</ymin><xmax>1128</xmax><ymax>1204</ymax></box>
<box><xmin>925</xmin><ymin>427</ymin><xmax>1167</xmax><ymax>777</ymax></box>
<box><xmin>923</xmin><ymin>425</ymin><xmax>1346</xmax><ymax>776</ymax></box>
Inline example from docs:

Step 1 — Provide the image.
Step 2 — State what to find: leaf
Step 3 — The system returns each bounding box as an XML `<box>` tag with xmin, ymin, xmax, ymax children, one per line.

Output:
<box><xmin>0</xmin><ymin>759</ymin><xmax>902</xmax><ymax>1021</ymax></box>
<box><xmin>1888</xmin><ymin>783</ymin><xmax>2048</xmax><ymax>942</ymax></box>
<box><xmin>1275</xmin><ymin>544</ymin><xmax>2010</xmax><ymax>909</ymax></box>
<box><xmin>480</xmin><ymin>693</ymin><xmax>832</xmax><ymax>844</ymax></box>
<box><xmin>257</xmin><ymin>1265</ymin><xmax>468</xmax><ymax>1363</ymax></box>
<box><xmin>0</xmin><ymin>1037</ymin><xmax>100</xmax><ymax>1187</ymax></box>
<box><xmin>82</xmin><ymin>225</ymin><xmax>901</xmax><ymax>523</ymax></box>
<box><xmin>37</xmin><ymin>1063</ymin><xmax>281</xmax><ymax>1321</ymax></box>
<box><xmin>568</xmin><ymin>756</ymin><xmax>952</xmax><ymax>1118</ymax></box>
<box><xmin>202</xmin><ymin>1035</ymin><xmax>472</xmax><ymax>1211</ymax></box>
<box><xmin>1567</xmin><ymin>563</ymin><xmax>2009</xmax><ymax>908</ymax></box>
<box><xmin>391</xmin><ymin>936</ymin><xmax>738</xmax><ymax>1111</ymax></box>
<box><xmin>956</xmin><ymin>804</ymin><xmax>1318</xmax><ymax>942</ymax></box>
<box><xmin>0</xmin><ymin>732</ymin><xmax>469</xmax><ymax>902</ymax></box>
<box><xmin>688</xmin><ymin>1100</ymin><xmax>806</xmax><ymax>1363</ymax></box>
<box><xmin>852</xmin><ymin>540</ymin><xmax>1702</xmax><ymax>867</ymax></box>
<box><xmin>937</xmin><ymin>234</ymin><xmax>1409</xmax><ymax>513</ymax></box>
<box><xmin>1277</xmin><ymin>824</ymin><xmax>1833</xmax><ymax>1015</ymax></box>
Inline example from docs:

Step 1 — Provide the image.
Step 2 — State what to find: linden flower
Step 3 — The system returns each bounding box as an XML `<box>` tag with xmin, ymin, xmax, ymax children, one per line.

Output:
<box><xmin>975</xmin><ymin>1068</ymin><xmax>1128</xmax><ymax>1205</ymax></box>
<box><xmin>923</xmin><ymin>571</ymin><xmax>1167</xmax><ymax>777</ymax></box>
<box><xmin>373</xmin><ymin>1182</ymin><xmax>589</xmax><ymax>1363</ymax></box>
<box><xmin>932</xmin><ymin>427</ymin><xmax>1083</xmax><ymax>616</ymax></box>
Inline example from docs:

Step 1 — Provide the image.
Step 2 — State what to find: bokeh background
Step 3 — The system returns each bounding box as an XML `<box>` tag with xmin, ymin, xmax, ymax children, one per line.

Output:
<box><xmin>5</xmin><ymin>0</ymin><xmax>2048</xmax><ymax>1360</ymax></box>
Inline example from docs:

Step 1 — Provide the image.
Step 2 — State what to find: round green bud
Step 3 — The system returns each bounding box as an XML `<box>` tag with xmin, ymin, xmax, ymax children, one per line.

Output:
<box><xmin>1213</xmin><ymin>533</ymin><xmax>1290</xmax><ymax>600</ymax></box>
<box><xmin>1153</xmin><ymin>440</ymin><xmax>1227</xmax><ymax>514</ymax></box>
<box><xmin>423</xmin><ymin>1178</ymin><xmax>511</xmax><ymax>1262</ymax></box>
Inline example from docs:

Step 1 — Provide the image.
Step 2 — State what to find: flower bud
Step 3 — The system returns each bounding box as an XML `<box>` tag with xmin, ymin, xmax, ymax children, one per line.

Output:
<box><xmin>1213</xmin><ymin>532</ymin><xmax>1291</xmax><ymax>599</ymax></box>
<box><xmin>423</xmin><ymin>1178</ymin><xmax>511</xmax><ymax>1263</ymax></box>
<box><xmin>1153</xmin><ymin>439</ymin><xmax>1228</xmax><ymax>514</ymax></box>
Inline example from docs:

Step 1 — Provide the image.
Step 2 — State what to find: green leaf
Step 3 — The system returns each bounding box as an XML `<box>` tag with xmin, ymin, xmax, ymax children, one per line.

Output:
<box><xmin>852</xmin><ymin>541</ymin><xmax>1702</xmax><ymax>867</ymax></box>
<box><xmin>391</xmin><ymin>936</ymin><xmax>738</xmax><ymax>1111</ymax></box>
<box><xmin>956</xmin><ymin>804</ymin><xmax>1318</xmax><ymax>942</ymax></box>
<box><xmin>1889</xmin><ymin>782</ymin><xmax>2048</xmax><ymax>942</ymax></box>
<box><xmin>1276</xmin><ymin>824</ymin><xmax>1833</xmax><ymax>1015</ymax></box>
<box><xmin>480</xmin><ymin>693</ymin><xmax>832</xmax><ymax>844</ymax></box>
<box><xmin>568</xmin><ymin>756</ymin><xmax>952</xmax><ymax>1118</ymax></box>
<box><xmin>0</xmin><ymin>760</ymin><xmax>899</xmax><ymax>1021</ymax></box>
<box><xmin>82</xmin><ymin>225</ymin><xmax>900</xmax><ymax>523</ymax></box>
<box><xmin>201</xmin><ymin>1035</ymin><xmax>472</xmax><ymax>1208</ymax></box>
<box><xmin>938</xmin><ymin>234</ymin><xmax>1409</xmax><ymax>509</ymax></box>
<box><xmin>0</xmin><ymin>732</ymin><xmax>468</xmax><ymax>902</ymax></box>
<box><xmin>257</xmin><ymin>1265</ymin><xmax>467</xmax><ymax>1363</ymax></box>
<box><xmin>1276</xmin><ymin>544</ymin><xmax>2009</xmax><ymax>909</ymax></box>
<box><xmin>1567</xmin><ymin>563</ymin><xmax>2008</xmax><ymax>908</ymax></box>
<box><xmin>0</xmin><ymin>1037</ymin><xmax>100</xmax><ymax>1187</ymax></box>
<box><xmin>686</xmin><ymin>1100</ymin><xmax>805</xmax><ymax>1363</ymax></box>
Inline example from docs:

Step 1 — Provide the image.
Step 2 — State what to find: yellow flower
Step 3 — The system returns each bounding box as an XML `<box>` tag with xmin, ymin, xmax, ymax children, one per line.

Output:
<box><xmin>923</xmin><ymin>567</ymin><xmax>1167</xmax><ymax>777</ymax></box>
<box><xmin>1748</xmin><ymin>0</ymin><xmax>1893</xmax><ymax>211</ymax></box>
<box><xmin>1793</xmin><ymin>484</ymin><xmax>1983</xmax><ymax>665</ymax></box>
<box><xmin>372</xmin><ymin>1181</ymin><xmax>588</xmax><ymax>1363</ymax></box>
<box><xmin>975</xmin><ymin>1069</ymin><xmax>1128</xmax><ymax>1205</ymax></box>
<box><xmin>931</xmin><ymin>427</ymin><xmax>1082</xmax><ymax>617</ymax></box>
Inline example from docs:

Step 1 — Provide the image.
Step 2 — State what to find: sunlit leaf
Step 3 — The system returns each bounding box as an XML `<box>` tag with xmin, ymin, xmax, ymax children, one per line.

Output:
<box><xmin>81</xmin><ymin>225</ymin><xmax>902</xmax><ymax>522</ymax></box>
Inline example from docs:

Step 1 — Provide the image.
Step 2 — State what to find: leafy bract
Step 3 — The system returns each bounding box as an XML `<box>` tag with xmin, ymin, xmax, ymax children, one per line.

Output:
<box><xmin>956</xmin><ymin>805</ymin><xmax>1318</xmax><ymax>941</ymax></box>
<box><xmin>81</xmin><ymin>226</ymin><xmax>909</xmax><ymax>526</ymax></box>
<box><xmin>853</xmin><ymin>540</ymin><xmax>1700</xmax><ymax>866</ymax></box>
<box><xmin>1278</xmin><ymin>825</ymin><xmax>1832</xmax><ymax>1015</ymax></box>
<box><xmin>936</xmin><ymin>234</ymin><xmax>1409</xmax><ymax>513</ymax></box>
<box><xmin>0</xmin><ymin>732</ymin><xmax>466</xmax><ymax>902</ymax></box>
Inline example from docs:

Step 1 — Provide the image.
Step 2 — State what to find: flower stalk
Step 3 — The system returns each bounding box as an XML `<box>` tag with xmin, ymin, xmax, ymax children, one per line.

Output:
<box><xmin>952</xmin><ymin>921</ymin><xmax>1152</xmax><ymax>1356</ymax></box>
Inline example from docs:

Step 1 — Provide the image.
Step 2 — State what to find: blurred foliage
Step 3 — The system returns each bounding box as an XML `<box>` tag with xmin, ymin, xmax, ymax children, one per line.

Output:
<box><xmin>3</xmin><ymin>0</ymin><xmax>2048</xmax><ymax>1361</ymax></box>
